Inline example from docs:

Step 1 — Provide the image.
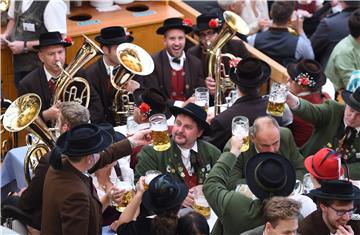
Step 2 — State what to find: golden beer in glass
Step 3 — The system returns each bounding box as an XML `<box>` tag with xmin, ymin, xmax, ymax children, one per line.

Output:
<box><xmin>266</xmin><ymin>82</ymin><xmax>288</xmax><ymax>117</ymax></box>
<box><xmin>144</xmin><ymin>170</ymin><xmax>161</xmax><ymax>190</ymax></box>
<box><xmin>149</xmin><ymin>114</ymin><xmax>171</xmax><ymax>151</ymax></box>
<box><xmin>192</xmin><ymin>185</ymin><xmax>211</xmax><ymax>219</ymax></box>
<box><xmin>193</xmin><ymin>196</ymin><xmax>211</xmax><ymax>219</ymax></box>
<box><xmin>232</xmin><ymin>116</ymin><xmax>249</xmax><ymax>152</ymax></box>
<box><xmin>195</xmin><ymin>87</ymin><xmax>209</xmax><ymax>112</ymax></box>
<box><xmin>115</xmin><ymin>181</ymin><xmax>134</xmax><ymax>212</ymax></box>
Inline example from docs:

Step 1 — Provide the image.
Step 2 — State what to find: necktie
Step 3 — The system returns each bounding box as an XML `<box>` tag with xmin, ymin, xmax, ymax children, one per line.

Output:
<box><xmin>172</xmin><ymin>58</ymin><xmax>181</xmax><ymax>64</ymax></box>
<box><xmin>190</xmin><ymin>150</ymin><xmax>203</xmax><ymax>174</ymax></box>
<box><xmin>48</xmin><ymin>77</ymin><xmax>57</xmax><ymax>94</ymax></box>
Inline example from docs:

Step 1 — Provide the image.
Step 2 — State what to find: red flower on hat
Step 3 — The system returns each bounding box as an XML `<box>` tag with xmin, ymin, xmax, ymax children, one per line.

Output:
<box><xmin>183</xmin><ymin>18</ymin><xmax>193</xmax><ymax>27</ymax></box>
<box><xmin>229</xmin><ymin>58</ymin><xmax>241</xmax><ymax>68</ymax></box>
<box><xmin>209</xmin><ymin>18</ymin><xmax>220</xmax><ymax>29</ymax></box>
<box><xmin>139</xmin><ymin>102</ymin><xmax>151</xmax><ymax>115</ymax></box>
<box><xmin>294</xmin><ymin>72</ymin><xmax>316</xmax><ymax>87</ymax></box>
<box><xmin>63</xmin><ymin>36</ymin><xmax>73</xmax><ymax>44</ymax></box>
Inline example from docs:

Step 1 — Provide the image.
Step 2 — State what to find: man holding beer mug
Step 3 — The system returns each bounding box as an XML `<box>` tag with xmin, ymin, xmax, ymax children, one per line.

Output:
<box><xmin>224</xmin><ymin>116</ymin><xmax>306</xmax><ymax>189</ymax></box>
<box><xmin>135</xmin><ymin>103</ymin><xmax>221</xmax><ymax>207</ymax></box>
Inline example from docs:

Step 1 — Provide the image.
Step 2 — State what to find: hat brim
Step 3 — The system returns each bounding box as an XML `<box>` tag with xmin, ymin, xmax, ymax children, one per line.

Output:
<box><xmin>304</xmin><ymin>156</ymin><xmax>344</xmax><ymax>180</ymax></box>
<box><xmin>287</xmin><ymin>62</ymin><xmax>326</xmax><ymax>88</ymax></box>
<box><xmin>193</xmin><ymin>25</ymin><xmax>221</xmax><ymax>34</ymax></box>
<box><xmin>156</xmin><ymin>25</ymin><xmax>193</xmax><ymax>35</ymax></box>
<box><xmin>245</xmin><ymin>152</ymin><xmax>296</xmax><ymax>200</ymax></box>
<box><xmin>56</xmin><ymin>129</ymin><xmax>113</xmax><ymax>156</ymax></box>
<box><xmin>33</xmin><ymin>41</ymin><xmax>72</xmax><ymax>50</ymax></box>
<box><xmin>95</xmin><ymin>35</ymin><xmax>134</xmax><ymax>45</ymax></box>
<box><xmin>229</xmin><ymin>61</ymin><xmax>270</xmax><ymax>88</ymax></box>
<box><xmin>310</xmin><ymin>186</ymin><xmax>360</xmax><ymax>200</ymax></box>
<box><xmin>114</xmin><ymin>131</ymin><xmax>126</xmax><ymax>142</ymax></box>
<box><xmin>342</xmin><ymin>90</ymin><xmax>360</xmax><ymax>113</ymax></box>
<box><xmin>169</xmin><ymin>106</ymin><xmax>211</xmax><ymax>135</ymax></box>
<box><xmin>142</xmin><ymin>182</ymin><xmax>188</xmax><ymax>211</ymax></box>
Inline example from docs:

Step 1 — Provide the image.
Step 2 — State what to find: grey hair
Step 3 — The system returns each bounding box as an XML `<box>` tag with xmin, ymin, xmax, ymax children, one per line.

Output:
<box><xmin>250</xmin><ymin>116</ymin><xmax>280</xmax><ymax>137</ymax></box>
<box><xmin>58</xmin><ymin>101</ymin><xmax>90</xmax><ymax>128</ymax></box>
<box><xmin>217</xmin><ymin>0</ymin><xmax>237</xmax><ymax>10</ymax></box>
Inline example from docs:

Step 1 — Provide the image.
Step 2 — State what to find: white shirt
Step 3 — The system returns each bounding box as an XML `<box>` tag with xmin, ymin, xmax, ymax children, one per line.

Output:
<box><xmin>177</xmin><ymin>142</ymin><xmax>198</xmax><ymax>176</ymax></box>
<box><xmin>8</xmin><ymin>0</ymin><xmax>67</xmax><ymax>34</ymax></box>
<box><xmin>103</xmin><ymin>57</ymin><xmax>114</xmax><ymax>76</ymax></box>
<box><xmin>43</xmin><ymin>65</ymin><xmax>56</xmax><ymax>82</ymax></box>
<box><xmin>166</xmin><ymin>50</ymin><xmax>186</xmax><ymax>71</ymax></box>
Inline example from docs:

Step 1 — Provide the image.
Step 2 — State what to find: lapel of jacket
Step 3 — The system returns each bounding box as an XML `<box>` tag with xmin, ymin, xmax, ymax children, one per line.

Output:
<box><xmin>97</xmin><ymin>58</ymin><xmax>113</xmax><ymax>106</ymax></box>
<box><xmin>160</xmin><ymin>50</ymin><xmax>172</xmax><ymax>98</ymax></box>
<box><xmin>39</xmin><ymin>67</ymin><xmax>52</xmax><ymax>109</ymax></box>
<box><xmin>166</xmin><ymin>142</ymin><xmax>187</xmax><ymax>181</ymax></box>
<box><xmin>184</xmin><ymin>53</ymin><xmax>193</xmax><ymax>98</ymax></box>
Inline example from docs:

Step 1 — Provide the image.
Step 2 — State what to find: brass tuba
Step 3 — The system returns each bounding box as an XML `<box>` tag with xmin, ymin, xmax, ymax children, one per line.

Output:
<box><xmin>208</xmin><ymin>11</ymin><xmax>249</xmax><ymax>115</ymax></box>
<box><xmin>111</xmin><ymin>43</ymin><xmax>154</xmax><ymax>125</ymax></box>
<box><xmin>2</xmin><ymin>93</ymin><xmax>56</xmax><ymax>183</ymax></box>
<box><xmin>52</xmin><ymin>35</ymin><xmax>103</xmax><ymax>107</ymax></box>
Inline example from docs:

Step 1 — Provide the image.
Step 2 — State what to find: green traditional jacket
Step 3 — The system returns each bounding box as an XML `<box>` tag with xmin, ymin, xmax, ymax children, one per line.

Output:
<box><xmin>292</xmin><ymin>99</ymin><xmax>360</xmax><ymax>179</ymax></box>
<box><xmin>224</xmin><ymin>127</ymin><xmax>306</xmax><ymax>189</ymax></box>
<box><xmin>135</xmin><ymin>139</ymin><xmax>221</xmax><ymax>184</ymax></box>
<box><xmin>203</xmin><ymin>152</ymin><xmax>264</xmax><ymax>235</ymax></box>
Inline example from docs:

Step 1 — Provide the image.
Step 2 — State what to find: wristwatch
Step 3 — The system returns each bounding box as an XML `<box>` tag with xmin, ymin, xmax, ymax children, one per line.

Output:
<box><xmin>23</xmin><ymin>41</ymin><xmax>29</xmax><ymax>53</ymax></box>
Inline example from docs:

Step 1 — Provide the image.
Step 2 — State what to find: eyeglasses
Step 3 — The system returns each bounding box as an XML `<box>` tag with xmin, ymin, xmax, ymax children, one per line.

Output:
<box><xmin>328</xmin><ymin>205</ymin><xmax>356</xmax><ymax>217</ymax></box>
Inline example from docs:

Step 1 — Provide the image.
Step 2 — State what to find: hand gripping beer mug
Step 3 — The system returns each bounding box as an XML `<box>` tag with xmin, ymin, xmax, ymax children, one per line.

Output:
<box><xmin>266</xmin><ymin>82</ymin><xmax>288</xmax><ymax>117</ymax></box>
<box><xmin>195</xmin><ymin>87</ymin><xmax>209</xmax><ymax>112</ymax></box>
<box><xmin>231</xmin><ymin>116</ymin><xmax>249</xmax><ymax>152</ymax></box>
<box><xmin>110</xmin><ymin>178</ymin><xmax>135</xmax><ymax>212</ymax></box>
<box><xmin>149</xmin><ymin>114</ymin><xmax>171</xmax><ymax>151</ymax></box>
<box><xmin>192</xmin><ymin>185</ymin><xmax>211</xmax><ymax>219</ymax></box>
<box><xmin>144</xmin><ymin>170</ymin><xmax>161</xmax><ymax>190</ymax></box>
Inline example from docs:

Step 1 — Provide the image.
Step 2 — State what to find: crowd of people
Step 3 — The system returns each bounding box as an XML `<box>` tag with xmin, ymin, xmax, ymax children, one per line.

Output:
<box><xmin>1</xmin><ymin>0</ymin><xmax>360</xmax><ymax>235</ymax></box>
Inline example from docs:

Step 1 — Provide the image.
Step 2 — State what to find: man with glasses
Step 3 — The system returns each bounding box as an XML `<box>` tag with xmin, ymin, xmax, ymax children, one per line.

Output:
<box><xmin>298</xmin><ymin>180</ymin><xmax>360</xmax><ymax>235</ymax></box>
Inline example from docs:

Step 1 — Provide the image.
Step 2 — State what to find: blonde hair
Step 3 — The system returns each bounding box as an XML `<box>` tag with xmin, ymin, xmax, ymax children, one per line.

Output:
<box><xmin>59</xmin><ymin>101</ymin><xmax>90</xmax><ymax>128</ymax></box>
<box><xmin>264</xmin><ymin>196</ymin><xmax>301</xmax><ymax>227</ymax></box>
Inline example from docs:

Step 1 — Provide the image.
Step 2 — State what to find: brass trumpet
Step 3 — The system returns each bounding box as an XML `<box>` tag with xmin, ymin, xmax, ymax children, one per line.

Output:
<box><xmin>111</xmin><ymin>43</ymin><xmax>154</xmax><ymax>125</ymax></box>
<box><xmin>207</xmin><ymin>11</ymin><xmax>249</xmax><ymax>115</ymax></box>
<box><xmin>52</xmin><ymin>35</ymin><xmax>103</xmax><ymax>107</ymax></box>
<box><xmin>2</xmin><ymin>93</ymin><xmax>56</xmax><ymax>183</ymax></box>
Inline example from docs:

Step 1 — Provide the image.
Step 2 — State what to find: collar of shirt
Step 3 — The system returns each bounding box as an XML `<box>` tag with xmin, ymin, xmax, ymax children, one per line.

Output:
<box><xmin>297</xmin><ymin>91</ymin><xmax>312</xmax><ymax>97</ymax></box>
<box><xmin>177</xmin><ymin>142</ymin><xmax>198</xmax><ymax>176</ymax></box>
<box><xmin>343</xmin><ymin>120</ymin><xmax>360</xmax><ymax>133</ymax></box>
<box><xmin>43</xmin><ymin>65</ymin><xmax>57</xmax><ymax>82</ymax></box>
<box><xmin>166</xmin><ymin>50</ymin><xmax>186</xmax><ymax>71</ymax></box>
<box><xmin>103</xmin><ymin>57</ymin><xmax>115</xmax><ymax>76</ymax></box>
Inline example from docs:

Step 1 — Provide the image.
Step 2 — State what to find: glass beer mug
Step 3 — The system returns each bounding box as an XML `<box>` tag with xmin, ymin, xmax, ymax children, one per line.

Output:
<box><xmin>149</xmin><ymin>114</ymin><xmax>171</xmax><ymax>151</ymax></box>
<box><xmin>192</xmin><ymin>185</ymin><xmax>211</xmax><ymax>219</ymax></box>
<box><xmin>144</xmin><ymin>170</ymin><xmax>161</xmax><ymax>190</ymax></box>
<box><xmin>266</xmin><ymin>82</ymin><xmax>288</xmax><ymax>117</ymax></box>
<box><xmin>231</xmin><ymin>116</ymin><xmax>249</xmax><ymax>152</ymax></box>
<box><xmin>194</xmin><ymin>87</ymin><xmax>209</xmax><ymax>112</ymax></box>
<box><xmin>110</xmin><ymin>178</ymin><xmax>135</xmax><ymax>213</ymax></box>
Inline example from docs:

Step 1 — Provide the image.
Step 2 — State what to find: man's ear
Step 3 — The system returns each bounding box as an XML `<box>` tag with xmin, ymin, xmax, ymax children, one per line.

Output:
<box><xmin>61</xmin><ymin>122</ymin><xmax>69</xmax><ymax>133</ymax></box>
<box><xmin>38</xmin><ymin>51</ymin><xmax>44</xmax><ymax>63</ymax></box>
<box><xmin>264</xmin><ymin>222</ymin><xmax>273</xmax><ymax>232</ymax></box>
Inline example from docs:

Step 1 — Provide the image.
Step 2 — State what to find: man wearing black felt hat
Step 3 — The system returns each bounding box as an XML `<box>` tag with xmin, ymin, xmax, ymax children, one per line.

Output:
<box><xmin>287</xmin><ymin>86</ymin><xmax>360</xmax><ymax>180</ymax></box>
<box><xmin>205</xmin><ymin>58</ymin><xmax>290</xmax><ymax>150</ymax></box>
<box><xmin>18</xmin><ymin>31</ymin><xmax>104</xmax><ymax>125</ymax></box>
<box><xmin>188</xmin><ymin>13</ymin><xmax>250</xmax><ymax>96</ymax></box>
<box><xmin>135</xmin><ymin>103</ymin><xmax>220</xmax><ymax>208</ymax></box>
<box><xmin>203</xmin><ymin>136</ymin><xmax>297</xmax><ymax>235</ymax></box>
<box><xmin>139</xmin><ymin>17</ymin><xmax>205</xmax><ymax>104</ymax></box>
<box><xmin>86</xmin><ymin>26</ymin><xmax>139</xmax><ymax>126</ymax></box>
<box><xmin>299</xmin><ymin>180</ymin><xmax>360</xmax><ymax>235</ymax></box>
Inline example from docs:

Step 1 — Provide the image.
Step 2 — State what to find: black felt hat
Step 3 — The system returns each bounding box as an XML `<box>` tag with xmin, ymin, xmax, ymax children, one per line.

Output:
<box><xmin>133</xmin><ymin>88</ymin><xmax>171</xmax><ymax>119</ymax></box>
<box><xmin>156</xmin><ymin>17</ymin><xmax>193</xmax><ymax>35</ymax></box>
<box><xmin>169</xmin><ymin>103</ymin><xmax>211</xmax><ymax>135</ymax></box>
<box><xmin>193</xmin><ymin>13</ymin><xmax>222</xmax><ymax>34</ymax></box>
<box><xmin>33</xmin><ymin>31</ymin><xmax>72</xmax><ymax>49</ymax></box>
<box><xmin>245</xmin><ymin>152</ymin><xmax>296</xmax><ymax>201</ymax></box>
<box><xmin>56</xmin><ymin>123</ymin><xmax>112</xmax><ymax>157</ymax></box>
<box><xmin>142</xmin><ymin>174</ymin><xmax>188</xmax><ymax>212</ymax></box>
<box><xmin>310</xmin><ymin>180</ymin><xmax>360</xmax><ymax>201</ymax></box>
<box><xmin>95</xmin><ymin>26</ymin><xmax>133</xmax><ymax>45</ymax></box>
<box><xmin>287</xmin><ymin>59</ymin><xmax>326</xmax><ymax>88</ymax></box>
<box><xmin>229</xmin><ymin>58</ymin><xmax>271</xmax><ymax>88</ymax></box>
<box><xmin>342</xmin><ymin>87</ymin><xmax>360</xmax><ymax>113</ymax></box>
<box><xmin>97</xmin><ymin>122</ymin><xmax>126</xmax><ymax>142</ymax></box>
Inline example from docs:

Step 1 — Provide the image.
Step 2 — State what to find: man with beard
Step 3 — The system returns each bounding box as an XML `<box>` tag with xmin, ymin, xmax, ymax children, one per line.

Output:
<box><xmin>135</xmin><ymin>103</ymin><xmax>220</xmax><ymax>207</ymax></box>
<box><xmin>298</xmin><ymin>180</ymin><xmax>360</xmax><ymax>235</ymax></box>
<box><xmin>139</xmin><ymin>18</ymin><xmax>205</xmax><ymax>104</ymax></box>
